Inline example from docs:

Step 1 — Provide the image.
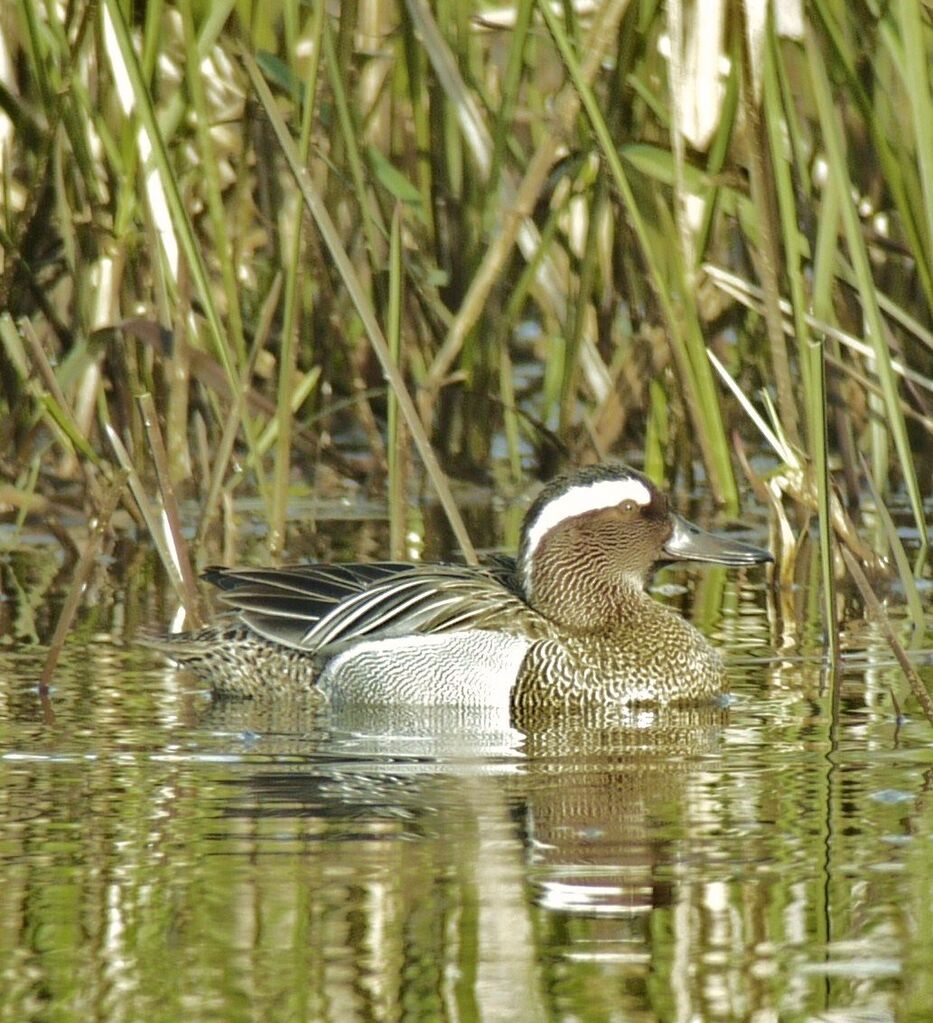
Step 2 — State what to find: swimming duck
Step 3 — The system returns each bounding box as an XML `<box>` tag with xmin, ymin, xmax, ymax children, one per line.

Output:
<box><xmin>153</xmin><ymin>463</ymin><xmax>771</xmax><ymax>706</ymax></box>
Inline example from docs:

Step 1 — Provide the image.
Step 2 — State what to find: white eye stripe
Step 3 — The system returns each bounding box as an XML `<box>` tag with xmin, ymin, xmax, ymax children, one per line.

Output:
<box><xmin>522</xmin><ymin>477</ymin><xmax>652</xmax><ymax>584</ymax></box>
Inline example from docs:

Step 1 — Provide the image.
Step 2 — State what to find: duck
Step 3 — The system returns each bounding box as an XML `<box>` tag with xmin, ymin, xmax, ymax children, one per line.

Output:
<box><xmin>151</xmin><ymin>463</ymin><xmax>772</xmax><ymax>707</ymax></box>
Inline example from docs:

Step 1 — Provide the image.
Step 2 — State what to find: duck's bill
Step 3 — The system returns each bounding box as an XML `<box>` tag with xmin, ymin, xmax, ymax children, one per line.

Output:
<box><xmin>663</xmin><ymin>514</ymin><xmax>773</xmax><ymax>566</ymax></box>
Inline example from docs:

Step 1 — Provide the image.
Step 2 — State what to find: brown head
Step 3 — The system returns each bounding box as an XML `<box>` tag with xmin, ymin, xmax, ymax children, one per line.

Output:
<box><xmin>517</xmin><ymin>464</ymin><xmax>771</xmax><ymax>632</ymax></box>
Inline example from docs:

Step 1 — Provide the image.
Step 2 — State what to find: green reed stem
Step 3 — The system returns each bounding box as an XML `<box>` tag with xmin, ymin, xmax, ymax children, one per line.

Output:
<box><xmin>245</xmin><ymin>51</ymin><xmax>478</xmax><ymax>565</ymax></box>
<box><xmin>754</xmin><ymin>25</ymin><xmax>804</xmax><ymax>445</ymax></box>
<box><xmin>764</xmin><ymin>28</ymin><xmax>836</xmax><ymax>655</ymax></box>
<box><xmin>811</xmin><ymin>0</ymin><xmax>933</xmax><ymax>312</ymax></box>
<box><xmin>694</xmin><ymin>33</ymin><xmax>740</xmax><ymax>263</ymax></box>
<box><xmin>805</xmin><ymin>27</ymin><xmax>925</xmax><ymax>545</ymax></box>
<box><xmin>560</xmin><ymin>173</ymin><xmax>605</xmax><ymax>436</ymax></box>
<box><xmin>803</xmin><ymin>335</ymin><xmax>838</xmax><ymax>660</ymax></box>
<box><xmin>102</xmin><ymin>0</ymin><xmax>265</xmax><ymax>491</ymax></box>
<box><xmin>387</xmin><ymin>207</ymin><xmax>406</xmax><ymax>560</ymax></box>
<box><xmin>892</xmin><ymin>1</ymin><xmax>933</xmax><ymax>294</ymax></box>
<box><xmin>19</xmin><ymin>320</ymin><xmax>105</xmax><ymax>489</ymax></box>
<box><xmin>487</xmin><ymin>0</ymin><xmax>533</xmax><ymax>198</ymax></box>
<box><xmin>269</xmin><ymin>0</ymin><xmax>324</xmax><ymax>558</ymax></box>
<box><xmin>138</xmin><ymin>392</ymin><xmax>202</xmax><ymax>623</ymax></box>
<box><xmin>539</xmin><ymin>2</ymin><xmax>737</xmax><ymax>507</ymax></box>
<box><xmin>498</xmin><ymin>343</ymin><xmax>523</xmax><ymax>483</ymax></box>
<box><xmin>195</xmin><ymin>273</ymin><xmax>282</xmax><ymax>546</ymax></box>
<box><xmin>420</xmin><ymin>0</ymin><xmax>629</xmax><ymax>409</ymax></box>
<box><xmin>180</xmin><ymin>1</ymin><xmax>246</xmax><ymax>363</ymax></box>
<box><xmin>322</xmin><ymin>14</ymin><xmax>387</xmax><ymax>263</ymax></box>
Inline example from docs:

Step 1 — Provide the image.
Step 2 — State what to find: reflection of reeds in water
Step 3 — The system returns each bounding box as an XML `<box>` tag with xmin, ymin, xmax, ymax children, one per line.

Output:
<box><xmin>2</xmin><ymin>3</ymin><xmax>930</xmax><ymax>710</ymax></box>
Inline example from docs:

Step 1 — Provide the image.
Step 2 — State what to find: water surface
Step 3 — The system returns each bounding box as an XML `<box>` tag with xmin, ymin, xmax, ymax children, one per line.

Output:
<box><xmin>1</xmin><ymin>515</ymin><xmax>931</xmax><ymax>1023</ymax></box>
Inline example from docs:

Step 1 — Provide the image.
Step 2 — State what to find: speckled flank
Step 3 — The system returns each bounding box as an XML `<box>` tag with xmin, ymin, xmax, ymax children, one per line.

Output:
<box><xmin>158</xmin><ymin>600</ymin><xmax>723</xmax><ymax>708</ymax></box>
<box><xmin>152</xmin><ymin>625</ymin><xmax>319</xmax><ymax>698</ymax></box>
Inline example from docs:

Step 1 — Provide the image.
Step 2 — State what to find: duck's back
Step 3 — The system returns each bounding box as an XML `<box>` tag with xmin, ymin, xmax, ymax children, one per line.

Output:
<box><xmin>155</xmin><ymin>559</ymin><xmax>547</xmax><ymax>702</ymax></box>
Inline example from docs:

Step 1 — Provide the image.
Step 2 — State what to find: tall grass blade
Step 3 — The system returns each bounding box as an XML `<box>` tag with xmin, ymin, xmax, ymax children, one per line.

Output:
<box><xmin>763</xmin><ymin>27</ymin><xmax>835</xmax><ymax>655</ymax></box>
<box><xmin>893</xmin><ymin>1</ymin><xmax>933</xmax><ymax>294</ymax></box>
<box><xmin>811</xmin><ymin>0</ymin><xmax>933</xmax><ymax>312</ymax></box>
<box><xmin>243</xmin><ymin>51</ymin><xmax>478</xmax><ymax>564</ymax></box>
<box><xmin>419</xmin><ymin>0</ymin><xmax>628</xmax><ymax>410</ymax></box>
<box><xmin>805</xmin><ymin>27</ymin><xmax>925</xmax><ymax>544</ymax></box>
<box><xmin>539</xmin><ymin>1</ymin><xmax>737</xmax><ymax>505</ymax></box>
<box><xmin>179</xmin><ymin>0</ymin><xmax>246</xmax><ymax>363</ymax></box>
<box><xmin>102</xmin><ymin>0</ymin><xmax>264</xmax><ymax>485</ymax></box>
<box><xmin>322</xmin><ymin>14</ymin><xmax>387</xmax><ymax>266</ymax></box>
<box><xmin>269</xmin><ymin>3</ymin><xmax>322</xmax><ymax>557</ymax></box>
<box><xmin>387</xmin><ymin>206</ymin><xmax>406</xmax><ymax>560</ymax></box>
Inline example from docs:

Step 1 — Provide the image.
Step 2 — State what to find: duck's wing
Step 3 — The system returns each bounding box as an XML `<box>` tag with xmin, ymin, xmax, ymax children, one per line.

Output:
<box><xmin>202</xmin><ymin>560</ymin><xmax>541</xmax><ymax>654</ymax></box>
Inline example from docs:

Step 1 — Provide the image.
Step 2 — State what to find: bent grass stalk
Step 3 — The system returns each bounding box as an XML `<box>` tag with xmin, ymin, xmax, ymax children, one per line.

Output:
<box><xmin>842</xmin><ymin>547</ymin><xmax>933</xmax><ymax>727</ymax></box>
<box><xmin>138</xmin><ymin>392</ymin><xmax>202</xmax><ymax>624</ymax></box>
<box><xmin>104</xmin><ymin>422</ymin><xmax>193</xmax><ymax>618</ymax></box>
<box><xmin>39</xmin><ymin>471</ymin><xmax>128</xmax><ymax>709</ymax></box>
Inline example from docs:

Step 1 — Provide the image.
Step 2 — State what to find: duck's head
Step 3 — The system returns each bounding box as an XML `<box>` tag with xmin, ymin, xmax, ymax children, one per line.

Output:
<box><xmin>517</xmin><ymin>463</ymin><xmax>772</xmax><ymax>630</ymax></box>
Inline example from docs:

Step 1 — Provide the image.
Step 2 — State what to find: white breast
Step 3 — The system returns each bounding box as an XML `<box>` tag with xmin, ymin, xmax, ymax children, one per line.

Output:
<box><xmin>317</xmin><ymin>629</ymin><xmax>532</xmax><ymax>706</ymax></box>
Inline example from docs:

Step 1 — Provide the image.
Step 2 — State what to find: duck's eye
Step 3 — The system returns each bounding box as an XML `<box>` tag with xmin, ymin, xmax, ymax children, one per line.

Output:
<box><xmin>620</xmin><ymin>500</ymin><xmax>637</xmax><ymax>514</ymax></box>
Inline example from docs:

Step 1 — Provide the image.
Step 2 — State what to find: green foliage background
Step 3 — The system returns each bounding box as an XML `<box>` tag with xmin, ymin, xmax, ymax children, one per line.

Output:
<box><xmin>0</xmin><ymin>0</ymin><xmax>930</xmax><ymax>572</ymax></box>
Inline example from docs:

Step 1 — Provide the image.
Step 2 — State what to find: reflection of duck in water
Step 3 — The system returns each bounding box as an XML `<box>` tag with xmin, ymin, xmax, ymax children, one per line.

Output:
<box><xmin>200</xmin><ymin>695</ymin><xmax>726</xmax><ymax>920</ymax></box>
<box><xmin>152</xmin><ymin>464</ymin><xmax>770</xmax><ymax>707</ymax></box>
<box><xmin>191</xmin><ymin>700</ymin><xmax>725</xmax><ymax>1023</ymax></box>
<box><xmin>192</xmin><ymin>695</ymin><xmax>743</xmax><ymax>1020</ymax></box>
<box><xmin>516</xmin><ymin>702</ymin><xmax>727</xmax><ymax>917</ymax></box>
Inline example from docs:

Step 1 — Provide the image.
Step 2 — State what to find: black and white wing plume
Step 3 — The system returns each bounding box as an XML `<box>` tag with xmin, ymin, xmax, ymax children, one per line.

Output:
<box><xmin>202</xmin><ymin>560</ymin><xmax>541</xmax><ymax>654</ymax></box>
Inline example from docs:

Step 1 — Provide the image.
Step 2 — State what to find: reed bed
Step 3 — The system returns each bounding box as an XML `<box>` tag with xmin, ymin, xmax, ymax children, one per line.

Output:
<box><xmin>0</xmin><ymin>2</ymin><xmax>930</xmax><ymax>676</ymax></box>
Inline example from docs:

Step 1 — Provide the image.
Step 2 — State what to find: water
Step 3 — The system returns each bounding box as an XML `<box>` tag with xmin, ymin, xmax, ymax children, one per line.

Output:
<box><xmin>1</xmin><ymin>515</ymin><xmax>931</xmax><ymax>1022</ymax></box>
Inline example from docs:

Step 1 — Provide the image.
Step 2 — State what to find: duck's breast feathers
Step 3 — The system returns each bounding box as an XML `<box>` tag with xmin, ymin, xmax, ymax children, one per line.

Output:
<box><xmin>202</xmin><ymin>561</ymin><xmax>538</xmax><ymax>654</ymax></box>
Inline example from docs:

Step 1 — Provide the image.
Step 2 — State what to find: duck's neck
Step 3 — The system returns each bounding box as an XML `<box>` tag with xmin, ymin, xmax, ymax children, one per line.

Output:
<box><xmin>527</xmin><ymin>570</ymin><xmax>651</xmax><ymax>634</ymax></box>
